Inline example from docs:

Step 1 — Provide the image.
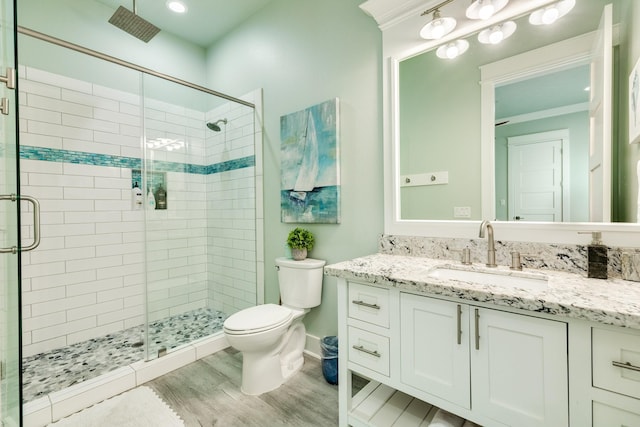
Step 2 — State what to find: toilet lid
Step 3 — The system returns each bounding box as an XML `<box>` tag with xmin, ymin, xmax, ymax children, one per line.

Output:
<box><xmin>224</xmin><ymin>304</ymin><xmax>293</xmax><ymax>334</ymax></box>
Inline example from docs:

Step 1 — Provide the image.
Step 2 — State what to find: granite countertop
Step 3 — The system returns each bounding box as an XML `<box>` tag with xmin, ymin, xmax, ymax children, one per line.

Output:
<box><xmin>324</xmin><ymin>253</ymin><xmax>640</xmax><ymax>329</ymax></box>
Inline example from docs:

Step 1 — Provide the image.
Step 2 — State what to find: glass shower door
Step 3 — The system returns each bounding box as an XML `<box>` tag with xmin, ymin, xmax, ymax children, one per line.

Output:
<box><xmin>0</xmin><ymin>0</ymin><xmax>21</xmax><ymax>425</ymax></box>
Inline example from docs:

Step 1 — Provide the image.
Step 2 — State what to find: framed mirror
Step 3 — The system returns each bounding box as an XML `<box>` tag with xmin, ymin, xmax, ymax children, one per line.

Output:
<box><xmin>380</xmin><ymin>0</ymin><xmax>640</xmax><ymax>246</ymax></box>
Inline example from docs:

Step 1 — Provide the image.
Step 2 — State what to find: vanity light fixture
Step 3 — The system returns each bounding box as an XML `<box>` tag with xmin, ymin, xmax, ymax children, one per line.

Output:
<box><xmin>166</xmin><ymin>0</ymin><xmax>187</xmax><ymax>14</ymax></box>
<box><xmin>529</xmin><ymin>0</ymin><xmax>575</xmax><ymax>25</ymax></box>
<box><xmin>477</xmin><ymin>21</ymin><xmax>516</xmax><ymax>44</ymax></box>
<box><xmin>420</xmin><ymin>9</ymin><xmax>457</xmax><ymax>40</ymax></box>
<box><xmin>466</xmin><ymin>0</ymin><xmax>508</xmax><ymax>20</ymax></box>
<box><xmin>436</xmin><ymin>39</ymin><xmax>469</xmax><ymax>59</ymax></box>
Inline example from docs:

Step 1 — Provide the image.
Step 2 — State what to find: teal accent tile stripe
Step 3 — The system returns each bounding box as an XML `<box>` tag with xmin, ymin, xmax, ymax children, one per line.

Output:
<box><xmin>19</xmin><ymin>146</ymin><xmax>254</xmax><ymax>175</ymax></box>
<box><xmin>206</xmin><ymin>156</ymin><xmax>255</xmax><ymax>174</ymax></box>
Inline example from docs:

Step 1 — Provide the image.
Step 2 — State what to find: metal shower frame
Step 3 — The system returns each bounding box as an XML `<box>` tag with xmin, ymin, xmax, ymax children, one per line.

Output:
<box><xmin>17</xmin><ymin>26</ymin><xmax>255</xmax><ymax>108</ymax></box>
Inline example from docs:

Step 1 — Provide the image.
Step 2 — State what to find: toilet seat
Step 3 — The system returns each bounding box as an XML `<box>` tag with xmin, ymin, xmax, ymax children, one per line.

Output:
<box><xmin>223</xmin><ymin>304</ymin><xmax>293</xmax><ymax>335</ymax></box>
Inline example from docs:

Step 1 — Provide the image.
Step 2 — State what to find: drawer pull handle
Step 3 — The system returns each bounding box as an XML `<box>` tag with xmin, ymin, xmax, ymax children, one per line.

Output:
<box><xmin>456</xmin><ymin>304</ymin><xmax>462</xmax><ymax>345</ymax></box>
<box><xmin>352</xmin><ymin>300</ymin><xmax>380</xmax><ymax>310</ymax></box>
<box><xmin>474</xmin><ymin>308</ymin><xmax>480</xmax><ymax>350</ymax></box>
<box><xmin>353</xmin><ymin>345</ymin><xmax>381</xmax><ymax>358</ymax></box>
<box><xmin>612</xmin><ymin>361</ymin><xmax>640</xmax><ymax>372</ymax></box>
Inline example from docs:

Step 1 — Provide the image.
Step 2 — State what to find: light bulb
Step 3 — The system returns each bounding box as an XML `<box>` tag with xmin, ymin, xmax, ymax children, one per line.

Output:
<box><xmin>430</xmin><ymin>20</ymin><xmax>446</xmax><ymax>39</ymax></box>
<box><xmin>478</xmin><ymin>2</ymin><xmax>495</xmax><ymax>20</ymax></box>
<box><xmin>478</xmin><ymin>21</ymin><xmax>516</xmax><ymax>45</ymax></box>
<box><xmin>529</xmin><ymin>0</ymin><xmax>575</xmax><ymax>26</ymax></box>
<box><xmin>419</xmin><ymin>10</ymin><xmax>456</xmax><ymax>40</ymax></box>
<box><xmin>446</xmin><ymin>45</ymin><xmax>459</xmax><ymax>58</ymax></box>
<box><xmin>489</xmin><ymin>27</ymin><xmax>504</xmax><ymax>44</ymax></box>
<box><xmin>467</xmin><ymin>0</ymin><xmax>507</xmax><ymax>20</ymax></box>
<box><xmin>436</xmin><ymin>40</ymin><xmax>468</xmax><ymax>59</ymax></box>
<box><xmin>542</xmin><ymin>7</ymin><xmax>560</xmax><ymax>24</ymax></box>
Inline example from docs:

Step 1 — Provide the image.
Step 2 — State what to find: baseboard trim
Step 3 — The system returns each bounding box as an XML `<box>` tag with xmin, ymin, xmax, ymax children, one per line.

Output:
<box><xmin>304</xmin><ymin>333</ymin><xmax>322</xmax><ymax>359</ymax></box>
<box><xmin>304</xmin><ymin>332</ymin><xmax>337</xmax><ymax>360</ymax></box>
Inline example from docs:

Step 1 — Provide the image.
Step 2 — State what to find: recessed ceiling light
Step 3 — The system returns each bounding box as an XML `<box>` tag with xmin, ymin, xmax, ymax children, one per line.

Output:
<box><xmin>167</xmin><ymin>1</ymin><xmax>187</xmax><ymax>14</ymax></box>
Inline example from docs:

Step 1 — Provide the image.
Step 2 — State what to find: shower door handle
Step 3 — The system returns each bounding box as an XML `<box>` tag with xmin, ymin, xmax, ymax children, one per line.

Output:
<box><xmin>0</xmin><ymin>194</ymin><xmax>41</xmax><ymax>253</ymax></box>
<box><xmin>0</xmin><ymin>67</ymin><xmax>15</xmax><ymax>89</ymax></box>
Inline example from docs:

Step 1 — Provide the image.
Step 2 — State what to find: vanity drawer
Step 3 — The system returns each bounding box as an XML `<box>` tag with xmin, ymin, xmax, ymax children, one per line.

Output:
<box><xmin>592</xmin><ymin>327</ymin><xmax>640</xmax><ymax>400</ymax></box>
<box><xmin>348</xmin><ymin>282</ymin><xmax>389</xmax><ymax>328</ymax></box>
<box><xmin>348</xmin><ymin>326</ymin><xmax>390</xmax><ymax>376</ymax></box>
<box><xmin>593</xmin><ymin>401</ymin><xmax>640</xmax><ymax>426</ymax></box>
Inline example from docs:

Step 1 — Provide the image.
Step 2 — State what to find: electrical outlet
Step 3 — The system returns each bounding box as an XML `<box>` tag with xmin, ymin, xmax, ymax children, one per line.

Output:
<box><xmin>454</xmin><ymin>206</ymin><xmax>471</xmax><ymax>218</ymax></box>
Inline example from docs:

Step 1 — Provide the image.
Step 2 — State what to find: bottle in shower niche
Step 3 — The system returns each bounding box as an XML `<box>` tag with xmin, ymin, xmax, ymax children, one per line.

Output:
<box><xmin>155</xmin><ymin>183</ymin><xmax>167</xmax><ymax>210</ymax></box>
<box><xmin>132</xmin><ymin>182</ymin><xmax>143</xmax><ymax>210</ymax></box>
<box><xmin>147</xmin><ymin>187</ymin><xmax>156</xmax><ymax>210</ymax></box>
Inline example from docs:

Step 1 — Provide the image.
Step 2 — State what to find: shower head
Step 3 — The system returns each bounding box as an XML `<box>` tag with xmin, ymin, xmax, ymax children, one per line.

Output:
<box><xmin>109</xmin><ymin>0</ymin><xmax>160</xmax><ymax>43</ymax></box>
<box><xmin>206</xmin><ymin>119</ymin><xmax>228</xmax><ymax>132</ymax></box>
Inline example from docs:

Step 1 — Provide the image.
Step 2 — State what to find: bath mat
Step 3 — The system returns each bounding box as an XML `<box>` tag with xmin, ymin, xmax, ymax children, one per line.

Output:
<box><xmin>48</xmin><ymin>386</ymin><xmax>184</xmax><ymax>427</ymax></box>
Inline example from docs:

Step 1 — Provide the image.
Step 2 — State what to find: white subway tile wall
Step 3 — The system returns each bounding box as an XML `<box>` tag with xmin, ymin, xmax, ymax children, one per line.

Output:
<box><xmin>206</xmin><ymin>100</ymin><xmax>259</xmax><ymax>314</ymax></box>
<box><xmin>18</xmin><ymin>65</ymin><xmax>259</xmax><ymax>357</ymax></box>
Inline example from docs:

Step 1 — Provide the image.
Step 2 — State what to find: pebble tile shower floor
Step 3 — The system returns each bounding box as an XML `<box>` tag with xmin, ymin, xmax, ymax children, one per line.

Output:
<box><xmin>22</xmin><ymin>307</ymin><xmax>227</xmax><ymax>403</ymax></box>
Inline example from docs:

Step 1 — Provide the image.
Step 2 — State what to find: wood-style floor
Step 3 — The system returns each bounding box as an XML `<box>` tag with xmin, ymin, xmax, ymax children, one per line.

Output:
<box><xmin>147</xmin><ymin>348</ymin><xmax>340</xmax><ymax>427</ymax></box>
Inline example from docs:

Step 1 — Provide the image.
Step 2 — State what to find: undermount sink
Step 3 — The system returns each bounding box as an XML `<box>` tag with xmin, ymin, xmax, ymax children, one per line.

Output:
<box><xmin>428</xmin><ymin>266</ymin><xmax>548</xmax><ymax>291</ymax></box>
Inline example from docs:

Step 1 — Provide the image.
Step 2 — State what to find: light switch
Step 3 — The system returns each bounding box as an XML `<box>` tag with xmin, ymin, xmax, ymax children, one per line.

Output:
<box><xmin>454</xmin><ymin>207</ymin><xmax>471</xmax><ymax>218</ymax></box>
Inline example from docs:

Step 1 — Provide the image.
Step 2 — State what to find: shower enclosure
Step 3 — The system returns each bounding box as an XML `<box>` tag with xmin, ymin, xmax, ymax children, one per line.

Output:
<box><xmin>10</xmin><ymin>24</ymin><xmax>263</xmax><ymax>410</ymax></box>
<box><xmin>1</xmin><ymin>1</ymin><xmax>21</xmax><ymax>425</ymax></box>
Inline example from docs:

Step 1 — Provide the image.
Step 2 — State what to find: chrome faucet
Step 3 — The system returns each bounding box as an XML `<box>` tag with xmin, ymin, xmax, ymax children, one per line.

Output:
<box><xmin>479</xmin><ymin>220</ymin><xmax>497</xmax><ymax>267</ymax></box>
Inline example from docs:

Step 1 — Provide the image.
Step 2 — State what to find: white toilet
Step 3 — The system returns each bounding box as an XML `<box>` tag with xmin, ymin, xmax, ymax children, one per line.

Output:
<box><xmin>223</xmin><ymin>257</ymin><xmax>326</xmax><ymax>395</ymax></box>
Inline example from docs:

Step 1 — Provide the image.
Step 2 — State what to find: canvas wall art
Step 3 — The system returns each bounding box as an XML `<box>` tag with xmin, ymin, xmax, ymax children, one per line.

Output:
<box><xmin>280</xmin><ymin>98</ymin><xmax>340</xmax><ymax>223</ymax></box>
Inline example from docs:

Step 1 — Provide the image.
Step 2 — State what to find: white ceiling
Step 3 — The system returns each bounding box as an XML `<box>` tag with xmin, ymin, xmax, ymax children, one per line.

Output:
<box><xmin>95</xmin><ymin>0</ymin><xmax>275</xmax><ymax>48</ymax></box>
<box><xmin>495</xmin><ymin>65</ymin><xmax>590</xmax><ymax>119</ymax></box>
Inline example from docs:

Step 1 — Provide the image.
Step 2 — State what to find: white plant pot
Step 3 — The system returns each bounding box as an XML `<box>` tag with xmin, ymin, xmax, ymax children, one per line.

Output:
<box><xmin>291</xmin><ymin>248</ymin><xmax>307</xmax><ymax>260</ymax></box>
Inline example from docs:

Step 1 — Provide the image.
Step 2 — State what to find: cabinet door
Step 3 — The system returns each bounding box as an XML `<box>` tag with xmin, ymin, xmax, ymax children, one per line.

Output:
<box><xmin>400</xmin><ymin>293</ymin><xmax>470</xmax><ymax>408</ymax></box>
<box><xmin>471</xmin><ymin>308</ymin><xmax>568</xmax><ymax>427</ymax></box>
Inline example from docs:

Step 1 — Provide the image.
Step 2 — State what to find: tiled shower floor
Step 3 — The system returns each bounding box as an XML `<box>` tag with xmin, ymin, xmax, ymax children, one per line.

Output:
<box><xmin>22</xmin><ymin>307</ymin><xmax>227</xmax><ymax>403</ymax></box>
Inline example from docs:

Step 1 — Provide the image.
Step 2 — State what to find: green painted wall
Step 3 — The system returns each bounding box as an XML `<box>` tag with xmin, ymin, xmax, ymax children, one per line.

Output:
<box><xmin>618</xmin><ymin>0</ymin><xmax>640</xmax><ymax>222</ymax></box>
<box><xmin>494</xmin><ymin>112</ymin><xmax>589</xmax><ymax>222</ymax></box>
<box><xmin>399</xmin><ymin>44</ymin><xmax>481</xmax><ymax>220</ymax></box>
<box><xmin>204</xmin><ymin>0</ymin><xmax>383</xmax><ymax>340</ymax></box>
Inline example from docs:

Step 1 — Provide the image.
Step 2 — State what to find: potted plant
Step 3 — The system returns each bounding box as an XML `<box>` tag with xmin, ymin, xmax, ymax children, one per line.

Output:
<box><xmin>287</xmin><ymin>227</ymin><xmax>315</xmax><ymax>260</ymax></box>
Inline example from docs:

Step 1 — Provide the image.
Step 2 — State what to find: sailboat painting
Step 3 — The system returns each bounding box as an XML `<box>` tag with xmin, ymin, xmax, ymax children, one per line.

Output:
<box><xmin>280</xmin><ymin>99</ymin><xmax>340</xmax><ymax>223</ymax></box>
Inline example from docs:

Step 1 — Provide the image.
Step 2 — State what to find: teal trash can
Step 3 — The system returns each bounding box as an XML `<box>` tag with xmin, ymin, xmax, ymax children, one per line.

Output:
<box><xmin>320</xmin><ymin>336</ymin><xmax>338</xmax><ymax>385</ymax></box>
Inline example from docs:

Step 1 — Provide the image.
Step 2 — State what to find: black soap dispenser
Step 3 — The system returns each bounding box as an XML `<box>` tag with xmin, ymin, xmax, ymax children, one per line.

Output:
<box><xmin>582</xmin><ymin>231</ymin><xmax>608</xmax><ymax>279</ymax></box>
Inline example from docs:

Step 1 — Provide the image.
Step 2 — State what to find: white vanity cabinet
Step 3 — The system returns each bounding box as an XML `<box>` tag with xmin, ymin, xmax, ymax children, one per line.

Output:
<box><xmin>338</xmin><ymin>279</ymin><xmax>569</xmax><ymax>427</ymax></box>
<box><xmin>329</xmin><ymin>253</ymin><xmax>640</xmax><ymax>427</ymax></box>
<box><xmin>590</xmin><ymin>326</ymin><xmax>640</xmax><ymax>426</ymax></box>
<box><xmin>399</xmin><ymin>292</ymin><xmax>568</xmax><ymax>427</ymax></box>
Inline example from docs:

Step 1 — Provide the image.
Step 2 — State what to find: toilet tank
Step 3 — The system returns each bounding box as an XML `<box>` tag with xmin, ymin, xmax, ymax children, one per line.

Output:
<box><xmin>276</xmin><ymin>257</ymin><xmax>326</xmax><ymax>309</ymax></box>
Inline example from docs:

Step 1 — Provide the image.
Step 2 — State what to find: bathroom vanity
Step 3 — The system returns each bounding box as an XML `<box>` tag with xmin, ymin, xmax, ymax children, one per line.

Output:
<box><xmin>326</xmin><ymin>254</ymin><xmax>640</xmax><ymax>427</ymax></box>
